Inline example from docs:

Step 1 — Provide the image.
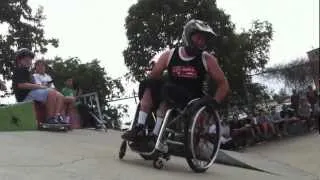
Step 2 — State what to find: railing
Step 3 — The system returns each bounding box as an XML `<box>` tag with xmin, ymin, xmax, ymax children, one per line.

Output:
<box><xmin>76</xmin><ymin>92</ymin><xmax>104</xmax><ymax>124</ymax></box>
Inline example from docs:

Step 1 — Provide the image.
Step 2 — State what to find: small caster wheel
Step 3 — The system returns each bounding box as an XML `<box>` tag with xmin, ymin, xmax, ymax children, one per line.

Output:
<box><xmin>61</xmin><ymin>126</ymin><xmax>68</xmax><ymax>132</ymax></box>
<box><xmin>119</xmin><ymin>141</ymin><xmax>127</xmax><ymax>160</ymax></box>
<box><xmin>153</xmin><ymin>158</ymin><xmax>164</xmax><ymax>169</ymax></box>
<box><xmin>64</xmin><ymin>126</ymin><xmax>71</xmax><ymax>132</ymax></box>
<box><xmin>163</xmin><ymin>154</ymin><xmax>170</xmax><ymax>161</ymax></box>
<box><xmin>119</xmin><ymin>151</ymin><xmax>125</xmax><ymax>159</ymax></box>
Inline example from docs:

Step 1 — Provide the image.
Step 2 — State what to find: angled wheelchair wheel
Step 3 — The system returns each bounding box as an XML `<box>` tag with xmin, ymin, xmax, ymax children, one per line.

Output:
<box><xmin>119</xmin><ymin>140</ymin><xmax>127</xmax><ymax>160</ymax></box>
<box><xmin>185</xmin><ymin>105</ymin><xmax>221</xmax><ymax>173</ymax></box>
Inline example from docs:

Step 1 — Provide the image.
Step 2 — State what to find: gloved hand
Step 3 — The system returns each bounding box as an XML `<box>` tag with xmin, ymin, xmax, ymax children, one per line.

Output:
<box><xmin>195</xmin><ymin>95</ymin><xmax>220</xmax><ymax>109</ymax></box>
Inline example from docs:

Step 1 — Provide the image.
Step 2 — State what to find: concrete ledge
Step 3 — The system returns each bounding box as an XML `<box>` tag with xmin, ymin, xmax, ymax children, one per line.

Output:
<box><xmin>0</xmin><ymin>101</ymin><xmax>38</xmax><ymax>131</ymax></box>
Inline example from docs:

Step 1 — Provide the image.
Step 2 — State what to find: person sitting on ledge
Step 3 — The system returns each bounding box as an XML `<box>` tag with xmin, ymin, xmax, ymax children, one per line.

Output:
<box><xmin>12</xmin><ymin>48</ymin><xmax>67</xmax><ymax>125</ymax></box>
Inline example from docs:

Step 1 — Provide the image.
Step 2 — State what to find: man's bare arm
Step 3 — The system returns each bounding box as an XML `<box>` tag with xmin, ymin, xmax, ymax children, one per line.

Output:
<box><xmin>17</xmin><ymin>83</ymin><xmax>46</xmax><ymax>90</ymax></box>
<box><xmin>205</xmin><ymin>53</ymin><xmax>230</xmax><ymax>103</ymax></box>
<box><xmin>149</xmin><ymin>50</ymin><xmax>171</xmax><ymax>79</ymax></box>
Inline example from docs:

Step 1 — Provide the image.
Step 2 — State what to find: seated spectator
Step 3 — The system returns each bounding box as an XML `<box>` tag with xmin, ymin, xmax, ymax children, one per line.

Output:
<box><xmin>250</xmin><ymin>110</ymin><xmax>264</xmax><ymax>141</ymax></box>
<box><xmin>298</xmin><ymin>96</ymin><xmax>312</xmax><ymax>131</ymax></box>
<box><xmin>247</xmin><ymin>113</ymin><xmax>263</xmax><ymax>143</ymax></box>
<box><xmin>229</xmin><ymin>118</ymin><xmax>251</xmax><ymax>149</ymax></box>
<box><xmin>32</xmin><ymin>60</ymin><xmax>75</xmax><ymax>124</ymax></box>
<box><xmin>219</xmin><ymin>119</ymin><xmax>235</xmax><ymax>150</ymax></box>
<box><xmin>306</xmin><ymin>85</ymin><xmax>317</xmax><ymax>116</ymax></box>
<box><xmin>269</xmin><ymin>106</ymin><xmax>287</xmax><ymax>137</ymax></box>
<box><xmin>240</xmin><ymin>117</ymin><xmax>256</xmax><ymax>146</ymax></box>
<box><xmin>61</xmin><ymin>77</ymin><xmax>77</xmax><ymax>97</ymax></box>
<box><xmin>32</xmin><ymin>60</ymin><xmax>55</xmax><ymax>89</ymax></box>
<box><xmin>0</xmin><ymin>80</ymin><xmax>6</xmax><ymax>91</ymax></box>
<box><xmin>61</xmin><ymin>77</ymin><xmax>79</xmax><ymax>122</ymax></box>
<box><xmin>256</xmin><ymin>109</ymin><xmax>276</xmax><ymax>139</ymax></box>
<box><xmin>291</xmin><ymin>89</ymin><xmax>300</xmax><ymax>115</ymax></box>
<box><xmin>301</xmin><ymin>95</ymin><xmax>312</xmax><ymax>118</ymax></box>
<box><xmin>12</xmin><ymin>48</ymin><xmax>66</xmax><ymax>125</ymax></box>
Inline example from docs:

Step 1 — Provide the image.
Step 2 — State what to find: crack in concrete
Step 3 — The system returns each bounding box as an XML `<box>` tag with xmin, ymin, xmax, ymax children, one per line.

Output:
<box><xmin>0</xmin><ymin>156</ymin><xmax>87</xmax><ymax>168</ymax></box>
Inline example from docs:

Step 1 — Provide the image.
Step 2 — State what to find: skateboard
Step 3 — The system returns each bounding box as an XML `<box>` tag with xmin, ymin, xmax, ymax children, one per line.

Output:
<box><xmin>39</xmin><ymin>123</ymin><xmax>71</xmax><ymax>132</ymax></box>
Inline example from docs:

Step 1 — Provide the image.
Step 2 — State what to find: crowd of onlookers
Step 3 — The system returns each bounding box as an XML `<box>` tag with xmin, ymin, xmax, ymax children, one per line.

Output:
<box><xmin>219</xmin><ymin>86</ymin><xmax>319</xmax><ymax>151</ymax></box>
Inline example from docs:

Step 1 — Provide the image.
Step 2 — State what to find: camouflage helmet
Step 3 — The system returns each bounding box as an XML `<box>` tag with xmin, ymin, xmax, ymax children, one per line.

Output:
<box><xmin>182</xmin><ymin>19</ymin><xmax>216</xmax><ymax>49</ymax></box>
<box><xmin>15</xmin><ymin>48</ymin><xmax>35</xmax><ymax>60</ymax></box>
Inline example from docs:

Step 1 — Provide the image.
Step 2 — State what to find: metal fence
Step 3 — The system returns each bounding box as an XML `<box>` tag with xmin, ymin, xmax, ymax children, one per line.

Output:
<box><xmin>76</xmin><ymin>92</ymin><xmax>104</xmax><ymax>125</ymax></box>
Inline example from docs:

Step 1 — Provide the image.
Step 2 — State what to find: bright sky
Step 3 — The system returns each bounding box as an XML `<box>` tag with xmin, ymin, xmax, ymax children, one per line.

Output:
<box><xmin>1</xmin><ymin>0</ymin><xmax>319</xmax><ymax>123</ymax></box>
<box><xmin>25</xmin><ymin>0</ymin><xmax>319</xmax><ymax>77</ymax></box>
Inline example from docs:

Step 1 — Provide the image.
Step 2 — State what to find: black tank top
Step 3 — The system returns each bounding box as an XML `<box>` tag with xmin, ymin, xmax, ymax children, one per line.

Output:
<box><xmin>167</xmin><ymin>48</ymin><xmax>206</xmax><ymax>96</ymax></box>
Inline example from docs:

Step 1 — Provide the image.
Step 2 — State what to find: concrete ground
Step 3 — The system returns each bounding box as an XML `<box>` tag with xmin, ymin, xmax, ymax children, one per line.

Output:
<box><xmin>245</xmin><ymin>133</ymin><xmax>320</xmax><ymax>178</ymax></box>
<box><xmin>0</xmin><ymin>130</ymin><xmax>319</xmax><ymax>180</ymax></box>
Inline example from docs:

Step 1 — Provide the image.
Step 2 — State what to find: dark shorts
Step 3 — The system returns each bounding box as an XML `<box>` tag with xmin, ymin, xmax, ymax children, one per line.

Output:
<box><xmin>138</xmin><ymin>79</ymin><xmax>203</xmax><ymax>108</ymax></box>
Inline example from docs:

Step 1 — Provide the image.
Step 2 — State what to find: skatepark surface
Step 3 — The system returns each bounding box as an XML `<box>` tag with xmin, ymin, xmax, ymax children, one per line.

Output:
<box><xmin>0</xmin><ymin>130</ymin><xmax>319</xmax><ymax>180</ymax></box>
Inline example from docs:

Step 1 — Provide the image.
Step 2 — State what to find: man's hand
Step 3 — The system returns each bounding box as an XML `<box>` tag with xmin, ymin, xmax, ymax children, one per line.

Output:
<box><xmin>17</xmin><ymin>83</ymin><xmax>48</xmax><ymax>90</ymax></box>
<box><xmin>186</xmin><ymin>96</ymin><xmax>220</xmax><ymax>118</ymax></box>
<box><xmin>196</xmin><ymin>95</ymin><xmax>220</xmax><ymax>109</ymax></box>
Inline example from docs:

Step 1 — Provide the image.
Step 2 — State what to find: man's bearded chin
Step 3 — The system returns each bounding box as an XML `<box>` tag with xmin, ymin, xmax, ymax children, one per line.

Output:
<box><xmin>185</xmin><ymin>45</ymin><xmax>207</xmax><ymax>56</ymax></box>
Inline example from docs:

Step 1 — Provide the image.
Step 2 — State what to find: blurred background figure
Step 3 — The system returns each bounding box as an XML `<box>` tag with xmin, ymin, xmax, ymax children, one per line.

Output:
<box><xmin>0</xmin><ymin>80</ymin><xmax>6</xmax><ymax>91</ymax></box>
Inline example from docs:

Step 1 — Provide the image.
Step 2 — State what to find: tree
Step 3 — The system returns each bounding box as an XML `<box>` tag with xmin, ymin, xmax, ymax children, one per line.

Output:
<box><xmin>247</xmin><ymin>83</ymin><xmax>270</xmax><ymax>104</ymax></box>
<box><xmin>272</xmin><ymin>88</ymin><xmax>289</xmax><ymax>103</ymax></box>
<box><xmin>123</xmin><ymin>0</ymin><xmax>273</xmax><ymax>105</ymax></box>
<box><xmin>46</xmin><ymin>57</ymin><xmax>127</xmax><ymax>126</ymax></box>
<box><xmin>263</xmin><ymin>58</ymin><xmax>314</xmax><ymax>91</ymax></box>
<box><xmin>0</xmin><ymin>0</ymin><xmax>58</xmax><ymax>79</ymax></box>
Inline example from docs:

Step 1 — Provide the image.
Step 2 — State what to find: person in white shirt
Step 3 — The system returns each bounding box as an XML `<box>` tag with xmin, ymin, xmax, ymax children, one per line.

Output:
<box><xmin>32</xmin><ymin>60</ymin><xmax>55</xmax><ymax>89</ymax></box>
<box><xmin>32</xmin><ymin>60</ymin><xmax>71</xmax><ymax>124</ymax></box>
<box><xmin>219</xmin><ymin>119</ymin><xmax>235</xmax><ymax>150</ymax></box>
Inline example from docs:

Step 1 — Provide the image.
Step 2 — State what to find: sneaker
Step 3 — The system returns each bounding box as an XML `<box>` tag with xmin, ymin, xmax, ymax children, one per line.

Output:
<box><xmin>57</xmin><ymin>115</ymin><xmax>69</xmax><ymax>125</ymax></box>
<box><xmin>95</xmin><ymin>124</ymin><xmax>106</xmax><ymax>132</ymax></box>
<box><xmin>121</xmin><ymin>124</ymin><xmax>145</xmax><ymax>141</ymax></box>
<box><xmin>65</xmin><ymin>116</ymin><xmax>71</xmax><ymax>124</ymax></box>
<box><xmin>44</xmin><ymin>116</ymin><xmax>60</xmax><ymax>125</ymax></box>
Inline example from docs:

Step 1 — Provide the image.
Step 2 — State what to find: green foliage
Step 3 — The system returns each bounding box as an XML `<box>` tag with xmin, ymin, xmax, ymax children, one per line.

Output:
<box><xmin>247</xmin><ymin>83</ymin><xmax>270</xmax><ymax>104</ymax></box>
<box><xmin>123</xmin><ymin>0</ymin><xmax>273</xmax><ymax>105</ymax></box>
<box><xmin>46</xmin><ymin>57</ymin><xmax>127</xmax><ymax>122</ymax></box>
<box><xmin>0</xmin><ymin>0</ymin><xmax>58</xmax><ymax>79</ymax></box>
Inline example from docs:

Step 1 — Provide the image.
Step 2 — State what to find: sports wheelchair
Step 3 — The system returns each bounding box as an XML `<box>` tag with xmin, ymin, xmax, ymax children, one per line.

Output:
<box><xmin>119</xmin><ymin>97</ymin><xmax>221</xmax><ymax>173</ymax></box>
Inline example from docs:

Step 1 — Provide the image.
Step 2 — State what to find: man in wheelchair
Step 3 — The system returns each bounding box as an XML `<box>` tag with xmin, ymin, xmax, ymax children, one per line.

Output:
<box><xmin>122</xmin><ymin>19</ymin><xmax>230</xmax><ymax>146</ymax></box>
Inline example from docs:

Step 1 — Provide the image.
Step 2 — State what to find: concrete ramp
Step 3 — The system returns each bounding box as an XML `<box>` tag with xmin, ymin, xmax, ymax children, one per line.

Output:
<box><xmin>216</xmin><ymin>150</ymin><xmax>319</xmax><ymax>180</ymax></box>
